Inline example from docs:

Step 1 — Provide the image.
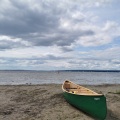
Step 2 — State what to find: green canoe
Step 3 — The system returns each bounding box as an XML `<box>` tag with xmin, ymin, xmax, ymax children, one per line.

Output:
<box><xmin>62</xmin><ymin>80</ymin><xmax>107</xmax><ymax>120</ymax></box>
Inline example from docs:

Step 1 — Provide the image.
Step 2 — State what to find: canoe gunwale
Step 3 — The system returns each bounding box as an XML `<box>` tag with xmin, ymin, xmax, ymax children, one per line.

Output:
<box><xmin>62</xmin><ymin>80</ymin><xmax>104</xmax><ymax>96</ymax></box>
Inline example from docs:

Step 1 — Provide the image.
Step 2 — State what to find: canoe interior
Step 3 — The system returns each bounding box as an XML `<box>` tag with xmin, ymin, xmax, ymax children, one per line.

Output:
<box><xmin>63</xmin><ymin>80</ymin><xmax>101</xmax><ymax>95</ymax></box>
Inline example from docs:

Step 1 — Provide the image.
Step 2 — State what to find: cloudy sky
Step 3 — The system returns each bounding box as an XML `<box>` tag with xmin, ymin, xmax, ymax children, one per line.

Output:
<box><xmin>0</xmin><ymin>0</ymin><xmax>120</xmax><ymax>70</ymax></box>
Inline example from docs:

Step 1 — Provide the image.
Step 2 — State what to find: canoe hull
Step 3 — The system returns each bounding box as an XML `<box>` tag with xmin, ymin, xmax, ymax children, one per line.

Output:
<box><xmin>63</xmin><ymin>92</ymin><xmax>107</xmax><ymax>120</ymax></box>
<box><xmin>63</xmin><ymin>86</ymin><xmax>107</xmax><ymax>120</ymax></box>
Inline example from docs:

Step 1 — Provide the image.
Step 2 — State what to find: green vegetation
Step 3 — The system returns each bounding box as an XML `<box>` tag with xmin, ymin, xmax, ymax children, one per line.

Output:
<box><xmin>108</xmin><ymin>90</ymin><xmax>120</xmax><ymax>94</ymax></box>
<box><xmin>115</xmin><ymin>90</ymin><xmax>120</xmax><ymax>94</ymax></box>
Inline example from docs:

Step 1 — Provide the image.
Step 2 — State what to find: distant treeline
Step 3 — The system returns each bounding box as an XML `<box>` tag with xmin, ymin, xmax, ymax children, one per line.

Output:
<box><xmin>0</xmin><ymin>70</ymin><xmax>120</xmax><ymax>72</ymax></box>
<box><xmin>57</xmin><ymin>70</ymin><xmax>120</xmax><ymax>72</ymax></box>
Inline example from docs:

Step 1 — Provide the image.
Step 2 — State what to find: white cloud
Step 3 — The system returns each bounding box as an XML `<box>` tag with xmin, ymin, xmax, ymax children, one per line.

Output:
<box><xmin>76</xmin><ymin>20</ymin><xmax>120</xmax><ymax>47</ymax></box>
<box><xmin>93</xmin><ymin>46</ymin><xmax>120</xmax><ymax>60</ymax></box>
<box><xmin>78</xmin><ymin>33</ymin><xmax>112</xmax><ymax>47</ymax></box>
<box><xmin>103</xmin><ymin>21</ymin><xmax>118</xmax><ymax>31</ymax></box>
<box><xmin>0</xmin><ymin>0</ymin><xmax>120</xmax><ymax>70</ymax></box>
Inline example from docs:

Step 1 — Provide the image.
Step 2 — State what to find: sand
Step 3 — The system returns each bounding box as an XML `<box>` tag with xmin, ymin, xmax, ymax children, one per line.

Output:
<box><xmin>0</xmin><ymin>84</ymin><xmax>120</xmax><ymax>120</ymax></box>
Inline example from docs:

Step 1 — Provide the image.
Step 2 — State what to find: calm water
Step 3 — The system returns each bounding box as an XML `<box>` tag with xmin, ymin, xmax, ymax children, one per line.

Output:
<box><xmin>0</xmin><ymin>71</ymin><xmax>120</xmax><ymax>85</ymax></box>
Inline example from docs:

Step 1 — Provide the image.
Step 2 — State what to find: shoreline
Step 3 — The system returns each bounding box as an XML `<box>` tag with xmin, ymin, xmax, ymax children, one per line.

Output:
<box><xmin>0</xmin><ymin>84</ymin><xmax>120</xmax><ymax>120</ymax></box>
<box><xmin>0</xmin><ymin>83</ymin><xmax>120</xmax><ymax>86</ymax></box>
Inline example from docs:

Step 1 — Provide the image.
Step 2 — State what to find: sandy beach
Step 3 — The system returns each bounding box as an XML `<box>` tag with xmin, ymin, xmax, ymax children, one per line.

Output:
<box><xmin>0</xmin><ymin>84</ymin><xmax>120</xmax><ymax>120</ymax></box>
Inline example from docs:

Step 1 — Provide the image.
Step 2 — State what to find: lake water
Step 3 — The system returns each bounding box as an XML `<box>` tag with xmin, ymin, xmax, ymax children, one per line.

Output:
<box><xmin>0</xmin><ymin>71</ymin><xmax>120</xmax><ymax>85</ymax></box>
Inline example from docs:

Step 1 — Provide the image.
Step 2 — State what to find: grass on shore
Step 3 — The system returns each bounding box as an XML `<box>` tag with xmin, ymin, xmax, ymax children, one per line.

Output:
<box><xmin>115</xmin><ymin>90</ymin><xmax>120</xmax><ymax>94</ymax></box>
<box><xmin>108</xmin><ymin>90</ymin><xmax>120</xmax><ymax>94</ymax></box>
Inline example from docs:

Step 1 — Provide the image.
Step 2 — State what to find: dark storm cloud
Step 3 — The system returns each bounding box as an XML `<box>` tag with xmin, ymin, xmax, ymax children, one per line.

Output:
<box><xmin>0</xmin><ymin>1</ymin><xmax>59</xmax><ymax>36</ymax></box>
<box><xmin>60</xmin><ymin>46</ymin><xmax>73</xmax><ymax>52</ymax></box>
<box><xmin>0</xmin><ymin>40</ymin><xmax>29</xmax><ymax>50</ymax></box>
<box><xmin>0</xmin><ymin>0</ymin><xmax>94</xmax><ymax>50</ymax></box>
<box><xmin>23</xmin><ymin>29</ymin><xmax>94</xmax><ymax>47</ymax></box>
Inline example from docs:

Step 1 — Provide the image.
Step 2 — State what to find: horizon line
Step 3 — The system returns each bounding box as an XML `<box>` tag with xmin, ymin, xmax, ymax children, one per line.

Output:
<box><xmin>0</xmin><ymin>69</ymin><xmax>120</xmax><ymax>72</ymax></box>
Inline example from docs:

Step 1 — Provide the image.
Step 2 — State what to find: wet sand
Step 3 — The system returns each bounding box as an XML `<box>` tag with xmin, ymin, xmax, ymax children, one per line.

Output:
<box><xmin>0</xmin><ymin>84</ymin><xmax>120</xmax><ymax>120</ymax></box>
